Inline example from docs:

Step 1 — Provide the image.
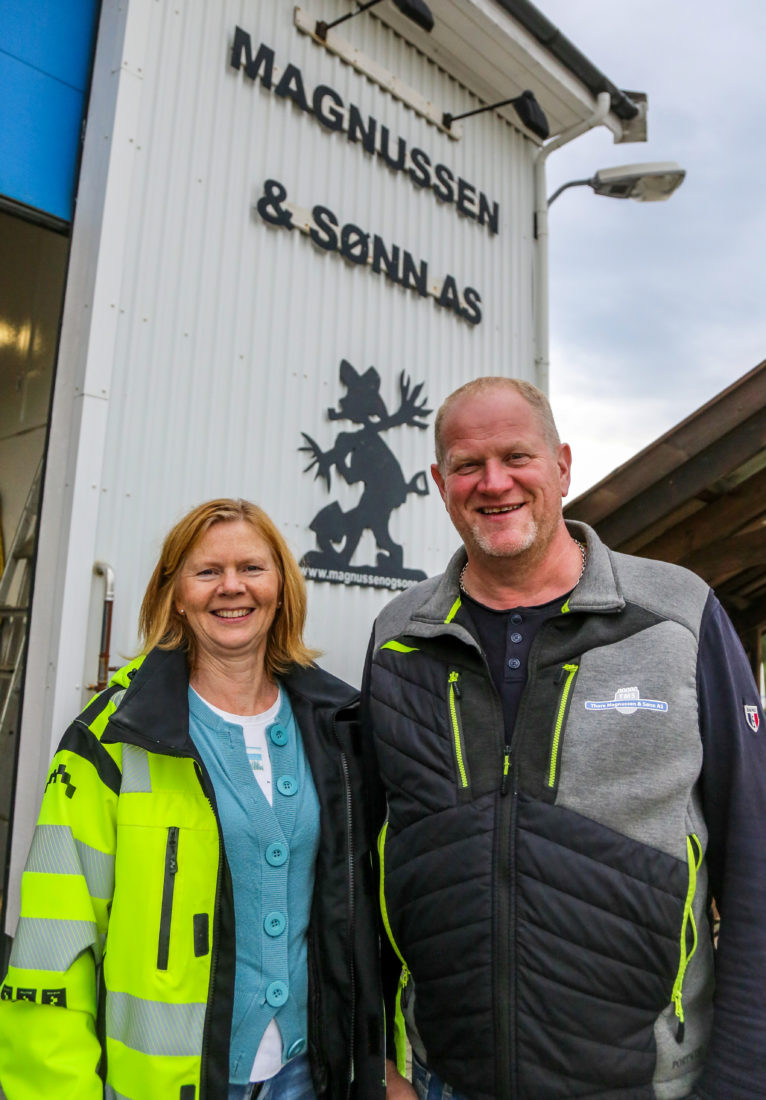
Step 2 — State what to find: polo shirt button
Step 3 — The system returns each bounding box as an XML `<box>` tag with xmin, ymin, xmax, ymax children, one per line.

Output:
<box><xmin>510</xmin><ymin>632</ymin><xmax>523</xmax><ymax>644</ymax></box>
<box><xmin>269</xmin><ymin>724</ymin><xmax>288</xmax><ymax>746</ymax></box>
<box><xmin>286</xmin><ymin>1038</ymin><xmax>307</xmax><ymax>1059</ymax></box>
<box><xmin>266</xmin><ymin>980</ymin><xmax>288</xmax><ymax>1006</ymax></box>
<box><xmin>508</xmin><ymin>658</ymin><xmax>521</xmax><ymax>669</ymax></box>
<box><xmin>276</xmin><ymin>775</ymin><xmax>298</xmax><ymax>797</ymax></box>
<box><xmin>265</xmin><ymin>842</ymin><xmax>288</xmax><ymax>867</ymax></box>
<box><xmin>511</xmin><ymin>613</ymin><xmax>523</xmax><ymax>624</ymax></box>
<box><xmin>264</xmin><ymin>911</ymin><xmax>286</xmax><ymax>937</ymax></box>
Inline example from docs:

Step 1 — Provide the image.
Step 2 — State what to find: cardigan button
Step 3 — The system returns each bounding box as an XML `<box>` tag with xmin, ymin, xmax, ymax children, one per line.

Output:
<box><xmin>265</xmin><ymin>842</ymin><xmax>288</xmax><ymax>867</ymax></box>
<box><xmin>286</xmin><ymin>1038</ymin><xmax>307</xmax><ymax>1059</ymax></box>
<box><xmin>269</xmin><ymin>724</ymin><xmax>288</xmax><ymax>746</ymax></box>
<box><xmin>276</xmin><ymin>774</ymin><xmax>298</xmax><ymax>797</ymax></box>
<box><xmin>264</xmin><ymin>911</ymin><xmax>287</xmax><ymax>937</ymax></box>
<box><xmin>266</xmin><ymin>980</ymin><xmax>288</xmax><ymax>1006</ymax></box>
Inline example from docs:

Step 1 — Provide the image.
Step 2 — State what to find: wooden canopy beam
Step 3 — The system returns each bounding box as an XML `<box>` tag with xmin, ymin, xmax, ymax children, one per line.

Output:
<box><xmin>592</xmin><ymin>406</ymin><xmax>766</xmax><ymax>549</ymax></box>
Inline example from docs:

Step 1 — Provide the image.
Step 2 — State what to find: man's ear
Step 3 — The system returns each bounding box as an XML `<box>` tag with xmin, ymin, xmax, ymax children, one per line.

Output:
<box><xmin>431</xmin><ymin>463</ymin><xmax>447</xmax><ymax>504</ymax></box>
<box><xmin>557</xmin><ymin>443</ymin><xmax>572</xmax><ymax>498</ymax></box>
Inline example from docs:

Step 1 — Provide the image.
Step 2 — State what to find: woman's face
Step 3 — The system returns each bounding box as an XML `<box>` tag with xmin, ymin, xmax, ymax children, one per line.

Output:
<box><xmin>175</xmin><ymin>520</ymin><xmax>282</xmax><ymax>669</ymax></box>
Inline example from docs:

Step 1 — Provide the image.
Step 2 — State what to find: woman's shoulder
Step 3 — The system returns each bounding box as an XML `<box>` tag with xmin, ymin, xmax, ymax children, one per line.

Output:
<box><xmin>281</xmin><ymin>662</ymin><xmax>359</xmax><ymax>711</ymax></box>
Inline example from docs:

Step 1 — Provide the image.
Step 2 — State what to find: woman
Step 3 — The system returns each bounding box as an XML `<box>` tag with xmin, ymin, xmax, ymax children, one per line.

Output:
<box><xmin>0</xmin><ymin>499</ymin><xmax>385</xmax><ymax>1100</ymax></box>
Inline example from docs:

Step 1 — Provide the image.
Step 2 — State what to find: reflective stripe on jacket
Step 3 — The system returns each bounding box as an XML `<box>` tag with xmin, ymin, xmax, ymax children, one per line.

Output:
<box><xmin>0</xmin><ymin>648</ymin><xmax>385</xmax><ymax>1100</ymax></box>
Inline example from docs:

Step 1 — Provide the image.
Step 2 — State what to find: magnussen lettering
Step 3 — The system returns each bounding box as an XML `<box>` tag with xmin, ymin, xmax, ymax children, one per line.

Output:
<box><xmin>230</xmin><ymin>28</ymin><xmax>501</xmax><ymax>235</ymax></box>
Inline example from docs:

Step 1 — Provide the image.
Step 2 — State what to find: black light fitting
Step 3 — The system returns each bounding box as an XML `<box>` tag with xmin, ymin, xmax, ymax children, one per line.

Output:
<box><xmin>316</xmin><ymin>0</ymin><xmax>434</xmax><ymax>41</ymax></box>
<box><xmin>443</xmin><ymin>88</ymin><xmax>550</xmax><ymax>141</ymax></box>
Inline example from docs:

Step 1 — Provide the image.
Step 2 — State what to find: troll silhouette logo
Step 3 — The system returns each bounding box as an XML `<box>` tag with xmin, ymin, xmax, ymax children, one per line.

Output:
<box><xmin>300</xmin><ymin>361</ymin><xmax>431</xmax><ymax>590</ymax></box>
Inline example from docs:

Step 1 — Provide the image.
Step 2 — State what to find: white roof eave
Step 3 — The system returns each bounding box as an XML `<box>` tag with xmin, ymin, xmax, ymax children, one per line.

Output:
<box><xmin>368</xmin><ymin>0</ymin><xmax>627</xmax><ymax>143</ymax></box>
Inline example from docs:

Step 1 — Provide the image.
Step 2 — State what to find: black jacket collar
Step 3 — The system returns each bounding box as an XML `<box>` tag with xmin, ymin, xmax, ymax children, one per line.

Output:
<box><xmin>103</xmin><ymin>647</ymin><xmax>358</xmax><ymax>753</ymax></box>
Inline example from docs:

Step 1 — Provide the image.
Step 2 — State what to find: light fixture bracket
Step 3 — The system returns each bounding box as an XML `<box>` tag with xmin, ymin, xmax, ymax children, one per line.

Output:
<box><xmin>294</xmin><ymin>7</ymin><xmax>460</xmax><ymax>138</ymax></box>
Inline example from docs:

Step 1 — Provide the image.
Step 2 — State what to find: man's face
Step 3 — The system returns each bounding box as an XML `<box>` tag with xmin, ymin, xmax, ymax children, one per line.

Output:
<box><xmin>431</xmin><ymin>387</ymin><xmax>572</xmax><ymax>565</ymax></box>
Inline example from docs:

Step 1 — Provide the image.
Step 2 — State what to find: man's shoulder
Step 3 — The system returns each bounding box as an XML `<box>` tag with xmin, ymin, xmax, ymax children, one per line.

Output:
<box><xmin>372</xmin><ymin>572</ymin><xmax>445</xmax><ymax>643</ymax></box>
<box><xmin>608</xmin><ymin>545</ymin><xmax>711</xmax><ymax>629</ymax></box>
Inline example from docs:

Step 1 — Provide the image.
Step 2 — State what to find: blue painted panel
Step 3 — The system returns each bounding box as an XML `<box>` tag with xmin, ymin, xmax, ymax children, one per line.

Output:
<box><xmin>0</xmin><ymin>0</ymin><xmax>99</xmax><ymax>90</ymax></box>
<box><xmin>0</xmin><ymin>52</ymin><xmax>85</xmax><ymax>220</ymax></box>
<box><xmin>0</xmin><ymin>0</ymin><xmax>99</xmax><ymax>219</ymax></box>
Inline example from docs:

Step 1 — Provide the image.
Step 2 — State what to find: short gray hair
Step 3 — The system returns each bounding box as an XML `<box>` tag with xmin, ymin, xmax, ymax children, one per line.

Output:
<box><xmin>434</xmin><ymin>377</ymin><xmax>561</xmax><ymax>470</ymax></box>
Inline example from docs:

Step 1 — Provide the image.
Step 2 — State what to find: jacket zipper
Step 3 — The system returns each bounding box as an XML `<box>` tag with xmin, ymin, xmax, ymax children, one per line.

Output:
<box><xmin>496</xmin><ymin>760</ymin><xmax>516</xmax><ymax>1100</ymax></box>
<box><xmin>194</xmin><ymin>759</ymin><xmax>224</xmax><ymax>1100</ymax></box>
<box><xmin>671</xmin><ymin>833</ymin><xmax>703</xmax><ymax>1042</ymax></box>
<box><xmin>377</xmin><ymin>820</ymin><xmax>412</xmax><ymax>1075</ymax></box>
<box><xmin>501</xmin><ymin>745</ymin><xmax>512</xmax><ymax>796</ymax></box>
<box><xmin>157</xmin><ymin>826</ymin><xmax>179</xmax><ymax>970</ymax></box>
<box><xmin>340</xmin><ymin>751</ymin><xmax>356</xmax><ymax>1098</ymax></box>
<box><xmin>547</xmin><ymin>663</ymin><xmax>579</xmax><ymax>789</ymax></box>
<box><xmin>497</xmin><ymin>621</ymin><xmax>559</xmax><ymax>1100</ymax></box>
<box><xmin>448</xmin><ymin>671</ymin><xmax>470</xmax><ymax>791</ymax></box>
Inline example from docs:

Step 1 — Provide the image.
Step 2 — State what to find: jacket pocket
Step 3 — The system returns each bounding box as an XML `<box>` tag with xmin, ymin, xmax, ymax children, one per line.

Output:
<box><xmin>448</xmin><ymin>670</ymin><xmax>471</xmax><ymax>799</ymax></box>
<box><xmin>546</xmin><ymin>663</ymin><xmax>579</xmax><ymax>791</ymax></box>
<box><xmin>157</xmin><ymin>825</ymin><xmax>179</xmax><ymax>970</ymax></box>
<box><xmin>671</xmin><ymin>833</ymin><xmax>703</xmax><ymax>1042</ymax></box>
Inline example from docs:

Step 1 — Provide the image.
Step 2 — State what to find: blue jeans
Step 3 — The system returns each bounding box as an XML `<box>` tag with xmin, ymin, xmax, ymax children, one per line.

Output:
<box><xmin>229</xmin><ymin>1054</ymin><xmax>316</xmax><ymax>1100</ymax></box>
<box><xmin>412</xmin><ymin>1053</ymin><xmax>470</xmax><ymax>1100</ymax></box>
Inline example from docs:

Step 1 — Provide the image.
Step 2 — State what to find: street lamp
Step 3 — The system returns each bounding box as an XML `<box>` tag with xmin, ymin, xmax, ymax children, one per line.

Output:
<box><xmin>533</xmin><ymin>102</ymin><xmax>687</xmax><ymax>393</ymax></box>
<box><xmin>548</xmin><ymin>162</ymin><xmax>685</xmax><ymax>206</ymax></box>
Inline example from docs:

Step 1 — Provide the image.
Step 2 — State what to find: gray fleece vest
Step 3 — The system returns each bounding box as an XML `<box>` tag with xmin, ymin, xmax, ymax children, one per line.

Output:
<box><xmin>369</xmin><ymin>522</ymin><xmax>714</xmax><ymax>1100</ymax></box>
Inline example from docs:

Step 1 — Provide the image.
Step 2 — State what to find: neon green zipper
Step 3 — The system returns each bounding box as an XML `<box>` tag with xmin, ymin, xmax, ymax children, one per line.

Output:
<box><xmin>547</xmin><ymin>663</ymin><xmax>579</xmax><ymax>788</ymax></box>
<box><xmin>377</xmin><ymin>820</ymin><xmax>411</xmax><ymax>1074</ymax></box>
<box><xmin>671</xmin><ymin>833</ymin><xmax>703</xmax><ymax>1041</ymax></box>
<box><xmin>448</xmin><ymin>671</ymin><xmax>470</xmax><ymax>790</ymax></box>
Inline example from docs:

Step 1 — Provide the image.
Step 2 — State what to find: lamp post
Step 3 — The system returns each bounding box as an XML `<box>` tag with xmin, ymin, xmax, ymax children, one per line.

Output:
<box><xmin>534</xmin><ymin>143</ymin><xmax>685</xmax><ymax>392</ymax></box>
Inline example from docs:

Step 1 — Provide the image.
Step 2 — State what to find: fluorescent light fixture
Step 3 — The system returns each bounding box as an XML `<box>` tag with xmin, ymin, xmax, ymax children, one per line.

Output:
<box><xmin>316</xmin><ymin>0</ymin><xmax>434</xmax><ymax>40</ymax></box>
<box><xmin>443</xmin><ymin>89</ymin><xmax>549</xmax><ymax>141</ymax></box>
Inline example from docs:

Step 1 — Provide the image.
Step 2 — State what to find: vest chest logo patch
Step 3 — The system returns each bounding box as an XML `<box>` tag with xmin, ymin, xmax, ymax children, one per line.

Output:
<box><xmin>744</xmin><ymin>705</ymin><xmax>761</xmax><ymax>733</ymax></box>
<box><xmin>584</xmin><ymin>685</ymin><xmax>669</xmax><ymax>715</ymax></box>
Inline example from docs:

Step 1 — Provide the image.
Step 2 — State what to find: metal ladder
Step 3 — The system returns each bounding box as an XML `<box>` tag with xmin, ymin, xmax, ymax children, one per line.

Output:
<box><xmin>0</xmin><ymin>460</ymin><xmax>42</xmax><ymax>741</ymax></box>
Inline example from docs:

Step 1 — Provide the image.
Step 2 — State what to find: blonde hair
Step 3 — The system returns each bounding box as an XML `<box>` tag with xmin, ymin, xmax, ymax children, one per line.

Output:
<box><xmin>139</xmin><ymin>499</ymin><xmax>318</xmax><ymax>677</ymax></box>
<box><xmin>434</xmin><ymin>377</ymin><xmax>560</xmax><ymax>470</ymax></box>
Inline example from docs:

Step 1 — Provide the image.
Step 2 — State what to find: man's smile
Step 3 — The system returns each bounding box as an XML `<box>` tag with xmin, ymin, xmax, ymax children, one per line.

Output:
<box><xmin>477</xmin><ymin>504</ymin><xmax>524</xmax><ymax>514</ymax></box>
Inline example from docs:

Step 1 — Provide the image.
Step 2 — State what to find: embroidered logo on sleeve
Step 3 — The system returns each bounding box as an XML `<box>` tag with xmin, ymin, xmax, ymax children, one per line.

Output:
<box><xmin>744</xmin><ymin>705</ymin><xmax>761</xmax><ymax>733</ymax></box>
<box><xmin>584</xmin><ymin>685</ymin><xmax>669</xmax><ymax>715</ymax></box>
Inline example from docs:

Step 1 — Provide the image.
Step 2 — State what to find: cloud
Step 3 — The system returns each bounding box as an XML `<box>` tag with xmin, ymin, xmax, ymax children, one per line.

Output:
<box><xmin>539</xmin><ymin>1</ymin><xmax>766</xmax><ymax>493</ymax></box>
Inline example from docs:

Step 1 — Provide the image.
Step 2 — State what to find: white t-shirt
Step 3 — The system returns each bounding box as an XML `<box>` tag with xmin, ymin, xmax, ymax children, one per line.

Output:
<box><xmin>191</xmin><ymin>687</ymin><xmax>284</xmax><ymax>1082</ymax></box>
<box><xmin>199</xmin><ymin>690</ymin><xmax>280</xmax><ymax>806</ymax></box>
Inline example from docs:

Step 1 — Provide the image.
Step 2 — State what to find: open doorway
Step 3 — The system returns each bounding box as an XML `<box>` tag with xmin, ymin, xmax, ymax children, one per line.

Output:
<box><xmin>0</xmin><ymin>208</ymin><xmax>69</xmax><ymax>925</ymax></box>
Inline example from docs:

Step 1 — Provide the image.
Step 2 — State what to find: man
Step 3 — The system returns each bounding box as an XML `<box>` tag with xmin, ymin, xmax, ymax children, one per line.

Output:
<box><xmin>362</xmin><ymin>377</ymin><xmax>766</xmax><ymax>1100</ymax></box>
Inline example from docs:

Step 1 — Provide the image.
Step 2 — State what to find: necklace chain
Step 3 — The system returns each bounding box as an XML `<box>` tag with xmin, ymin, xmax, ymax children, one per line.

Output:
<box><xmin>458</xmin><ymin>538</ymin><xmax>587</xmax><ymax>595</ymax></box>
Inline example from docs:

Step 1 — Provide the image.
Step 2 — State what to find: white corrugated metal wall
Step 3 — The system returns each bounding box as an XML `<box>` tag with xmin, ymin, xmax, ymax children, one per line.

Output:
<box><xmin>7</xmin><ymin>0</ymin><xmax>540</xmax><ymax>930</ymax></box>
<box><xmin>87</xmin><ymin>0</ymin><xmax>538</xmax><ymax>688</ymax></box>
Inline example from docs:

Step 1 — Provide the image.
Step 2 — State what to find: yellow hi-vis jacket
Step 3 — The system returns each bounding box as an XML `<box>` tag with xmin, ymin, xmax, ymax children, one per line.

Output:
<box><xmin>0</xmin><ymin>648</ymin><xmax>385</xmax><ymax>1100</ymax></box>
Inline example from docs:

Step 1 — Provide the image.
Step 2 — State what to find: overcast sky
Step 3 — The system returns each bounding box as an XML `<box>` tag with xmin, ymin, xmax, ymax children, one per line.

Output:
<box><xmin>537</xmin><ymin>0</ymin><xmax>766</xmax><ymax>500</ymax></box>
